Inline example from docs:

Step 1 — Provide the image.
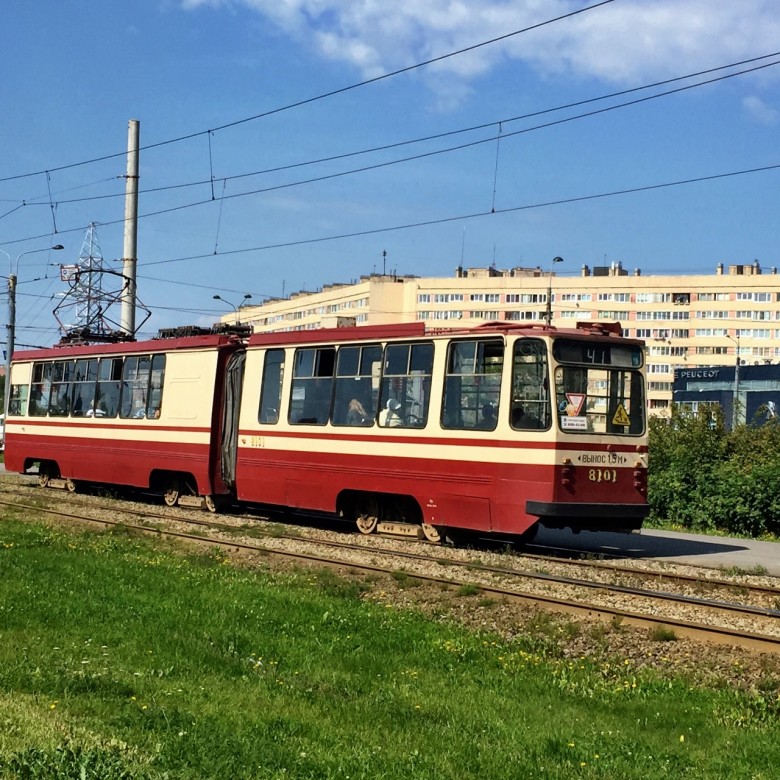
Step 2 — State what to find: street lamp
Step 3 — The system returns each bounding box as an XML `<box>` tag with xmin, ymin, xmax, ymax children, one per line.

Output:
<box><xmin>3</xmin><ymin>244</ymin><xmax>65</xmax><ymax>424</ymax></box>
<box><xmin>213</xmin><ymin>293</ymin><xmax>252</xmax><ymax>324</ymax></box>
<box><xmin>726</xmin><ymin>332</ymin><xmax>741</xmax><ymax>428</ymax></box>
<box><xmin>545</xmin><ymin>256</ymin><xmax>563</xmax><ymax>326</ymax></box>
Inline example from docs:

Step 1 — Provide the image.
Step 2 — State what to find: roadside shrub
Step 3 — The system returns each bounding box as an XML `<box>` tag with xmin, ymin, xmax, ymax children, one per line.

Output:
<box><xmin>648</xmin><ymin>404</ymin><xmax>780</xmax><ymax>537</ymax></box>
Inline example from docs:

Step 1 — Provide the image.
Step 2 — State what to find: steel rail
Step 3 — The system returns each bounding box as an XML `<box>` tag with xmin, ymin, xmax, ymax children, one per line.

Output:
<box><xmin>2</xmin><ymin>496</ymin><xmax>779</xmax><ymax>655</ymax></box>
<box><xmin>2</xmin><ymin>484</ymin><xmax>779</xmax><ymax>611</ymax></box>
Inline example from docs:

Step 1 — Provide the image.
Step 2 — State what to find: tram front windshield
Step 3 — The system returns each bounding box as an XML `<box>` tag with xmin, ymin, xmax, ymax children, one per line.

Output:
<box><xmin>552</xmin><ymin>339</ymin><xmax>645</xmax><ymax>435</ymax></box>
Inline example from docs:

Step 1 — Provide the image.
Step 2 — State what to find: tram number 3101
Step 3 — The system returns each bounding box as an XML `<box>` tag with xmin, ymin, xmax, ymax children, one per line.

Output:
<box><xmin>588</xmin><ymin>468</ymin><xmax>618</xmax><ymax>483</ymax></box>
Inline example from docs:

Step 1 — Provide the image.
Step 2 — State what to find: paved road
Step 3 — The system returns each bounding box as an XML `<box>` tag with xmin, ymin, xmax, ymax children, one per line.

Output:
<box><xmin>535</xmin><ymin>526</ymin><xmax>780</xmax><ymax>576</ymax></box>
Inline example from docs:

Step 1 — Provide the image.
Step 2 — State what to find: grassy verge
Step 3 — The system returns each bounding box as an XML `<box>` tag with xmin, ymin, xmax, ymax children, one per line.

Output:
<box><xmin>1</xmin><ymin>516</ymin><xmax>779</xmax><ymax>779</ymax></box>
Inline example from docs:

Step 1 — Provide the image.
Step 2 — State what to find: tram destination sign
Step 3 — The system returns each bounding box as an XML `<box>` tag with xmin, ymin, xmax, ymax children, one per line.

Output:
<box><xmin>554</xmin><ymin>339</ymin><xmax>643</xmax><ymax>368</ymax></box>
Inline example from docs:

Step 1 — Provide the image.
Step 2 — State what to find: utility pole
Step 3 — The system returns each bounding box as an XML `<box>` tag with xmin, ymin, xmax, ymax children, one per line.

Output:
<box><xmin>727</xmin><ymin>332</ymin><xmax>741</xmax><ymax>428</ymax></box>
<box><xmin>120</xmin><ymin>119</ymin><xmax>140</xmax><ymax>337</ymax></box>
<box><xmin>545</xmin><ymin>257</ymin><xmax>563</xmax><ymax>326</ymax></box>
<box><xmin>4</xmin><ymin>245</ymin><xmax>64</xmax><ymax>423</ymax></box>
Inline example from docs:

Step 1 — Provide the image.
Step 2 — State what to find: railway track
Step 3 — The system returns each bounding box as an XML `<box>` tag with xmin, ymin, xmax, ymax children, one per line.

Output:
<box><xmin>1</xmin><ymin>482</ymin><xmax>779</xmax><ymax>655</ymax></box>
<box><xmin>3</xmin><ymin>478</ymin><xmax>779</xmax><ymax>608</ymax></box>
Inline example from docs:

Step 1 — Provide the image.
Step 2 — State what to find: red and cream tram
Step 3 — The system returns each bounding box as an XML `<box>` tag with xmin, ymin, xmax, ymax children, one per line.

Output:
<box><xmin>4</xmin><ymin>320</ymin><xmax>648</xmax><ymax>542</ymax></box>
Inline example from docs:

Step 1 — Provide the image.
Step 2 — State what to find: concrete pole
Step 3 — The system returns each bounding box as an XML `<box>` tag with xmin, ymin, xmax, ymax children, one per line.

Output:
<box><xmin>4</xmin><ymin>274</ymin><xmax>16</xmax><ymax>425</ymax></box>
<box><xmin>120</xmin><ymin>119</ymin><xmax>140</xmax><ymax>337</ymax></box>
<box><xmin>3</xmin><ymin>244</ymin><xmax>63</xmax><ymax>426</ymax></box>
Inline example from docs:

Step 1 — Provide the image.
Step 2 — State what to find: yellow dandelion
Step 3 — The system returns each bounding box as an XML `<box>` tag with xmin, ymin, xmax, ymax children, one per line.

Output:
<box><xmin>679</xmin><ymin>734</ymin><xmax>685</xmax><ymax>743</ymax></box>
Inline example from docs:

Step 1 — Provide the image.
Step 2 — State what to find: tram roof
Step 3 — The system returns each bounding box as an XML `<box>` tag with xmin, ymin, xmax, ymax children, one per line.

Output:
<box><xmin>246</xmin><ymin>320</ymin><xmax>639</xmax><ymax>347</ymax></box>
<box><xmin>13</xmin><ymin>320</ymin><xmax>641</xmax><ymax>363</ymax></box>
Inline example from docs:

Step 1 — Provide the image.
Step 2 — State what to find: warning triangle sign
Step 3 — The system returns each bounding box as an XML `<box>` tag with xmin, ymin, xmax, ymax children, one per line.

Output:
<box><xmin>565</xmin><ymin>393</ymin><xmax>586</xmax><ymax>416</ymax></box>
<box><xmin>612</xmin><ymin>403</ymin><xmax>631</xmax><ymax>427</ymax></box>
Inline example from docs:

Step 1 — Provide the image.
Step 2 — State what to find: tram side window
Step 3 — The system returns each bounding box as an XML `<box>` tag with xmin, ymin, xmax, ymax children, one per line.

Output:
<box><xmin>147</xmin><ymin>355</ymin><xmax>165</xmax><ymax>419</ymax></box>
<box><xmin>331</xmin><ymin>344</ymin><xmax>382</xmax><ymax>427</ymax></box>
<box><xmin>70</xmin><ymin>358</ymin><xmax>98</xmax><ymax>416</ymax></box>
<box><xmin>47</xmin><ymin>360</ymin><xmax>75</xmax><ymax>417</ymax></box>
<box><xmin>29</xmin><ymin>363</ymin><xmax>53</xmax><ymax>417</ymax></box>
<box><xmin>289</xmin><ymin>347</ymin><xmax>335</xmax><ymax>425</ymax></box>
<box><xmin>442</xmin><ymin>339</ymin><xmax>503</xmax><ymax>430</ymax></box>
<box><xmin>259</xmin><ymin>349</ymin><xmax>285</xmax><ymax>424</ymax></box>
<box><xmin>9</xmin><ymin>383</ymin><xmax>28</xmax><ymax>416</ymax></box>
<box><xmin>511</xmin><ymin>339</ymin><xmax>550</xmax><ymax>430</ymax></box>
<box><xmin>378</xmin><ymin>342</ymin><xmax>433</xmax><ymax>428</ymax></box>
<box><xmin>95</xmin><ymin>357</ymin><xmax>123</xmax><ymax>418</ymax></box>
<box><xmin>120</xmin><ymin>355</ymin><xmax>152</xmax><ymax>418</ymax></box>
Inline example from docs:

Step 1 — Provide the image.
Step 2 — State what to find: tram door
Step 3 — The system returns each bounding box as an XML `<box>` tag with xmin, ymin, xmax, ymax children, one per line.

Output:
<box><xmin>219</xmin><ymin>350</ymin><xmax>246</xmax><ymax>492</ymax></box>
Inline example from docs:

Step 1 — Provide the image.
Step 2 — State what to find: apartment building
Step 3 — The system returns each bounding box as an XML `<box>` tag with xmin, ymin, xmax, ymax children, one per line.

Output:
<box><xmin>237</xmin><ymin>261</ymin><xmax>780</xmax><ymax>411</ymax></box>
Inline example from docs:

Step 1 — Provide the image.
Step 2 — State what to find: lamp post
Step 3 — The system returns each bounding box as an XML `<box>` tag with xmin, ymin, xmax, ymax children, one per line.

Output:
<box><xmin>726</xmin><ymin>332</ymin><xmax>741</xmax><ymax>428</ymax></box>
<box><xmin>213</xmin><ymin>293</ymin><xmax>252</xmax><ymax>324</ymax></box>
<box><xmin>545</xmin><ymin>256</ymin><xmax>563</xmax><ymax>326</ymax></box>
<box><xmin>3</xmin><ymin>244</ymin><xmax>65</xmax><ymax>425</ymax></box>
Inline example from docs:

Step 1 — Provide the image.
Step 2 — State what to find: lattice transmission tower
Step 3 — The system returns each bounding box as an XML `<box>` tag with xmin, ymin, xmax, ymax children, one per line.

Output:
<box><xmin>54</xmin><ymin>224</ymin><xmax>149</xmax><ymax>343</ymax></box>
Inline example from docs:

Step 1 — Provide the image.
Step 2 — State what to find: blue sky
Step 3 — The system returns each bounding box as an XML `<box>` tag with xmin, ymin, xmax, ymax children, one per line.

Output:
<box><xmin>1</xmin><ymin>0</ymin><xmax>779</xmax><ymax>345</ymax></box>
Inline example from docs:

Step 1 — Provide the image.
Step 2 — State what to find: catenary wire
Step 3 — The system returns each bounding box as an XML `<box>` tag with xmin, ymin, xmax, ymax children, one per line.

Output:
<box><xmin>0</xmin><ymin>0</ymin><xmax>615</xmax><ymax>185</ymax></box>
<box><xmin>137</xmin><ymin>161</ymin><xmax>780</xmax><ymax>268</ymax></box>
<box><xmin>4</xmin><ymin>55</ymin><xmax>778</xmax><ymax>252</ymax></box>
<box><xmin>10</xmin><ymin>52</ymin><xmax>780</xmax><ymax>213</ymax></box>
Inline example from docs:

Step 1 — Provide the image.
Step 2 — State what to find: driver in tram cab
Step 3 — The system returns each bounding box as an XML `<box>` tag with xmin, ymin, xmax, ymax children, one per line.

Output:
<box><xmin>379</xmin><ymin>398</ymin><xmax>403</xmax><ymax>427</ymax></box>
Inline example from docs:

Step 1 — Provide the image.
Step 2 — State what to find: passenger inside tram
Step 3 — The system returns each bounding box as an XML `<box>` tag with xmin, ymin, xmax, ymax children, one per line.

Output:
<box><xmin>379</xmin><ymin>398</ymin><xmax>403</xmax><ymax>427</ymax></box>
<box><xmin>512</xmin><ymin>403</ymin><xmax>543</xmax><ymax>429</ymax></box>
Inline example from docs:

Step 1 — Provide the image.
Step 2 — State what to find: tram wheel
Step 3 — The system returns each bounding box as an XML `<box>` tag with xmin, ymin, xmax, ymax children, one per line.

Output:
<box><xmin>204</xmin><ymin>495</ymin><xmax>219</xmax><ymax>513</ymax></box>
<box><xmin>65</xmin><ymin>479</ymin><xmax>78</xmax><ymax>493</ymax></box>
<box><xmin>354</xmin><ymin>494</ymin><xmax>379</xmax><ymax>535</ymax></box>
<box><xmin>421</xmin><ymin>523</ymin><xmax>443</xmax><ymax>544</ymax></box>
<box><xmin>163</xmin><ymin>478</ymin><xmax>180</xmax><ymax>507</ymax></box>
<box><xmin>37</xmin><ymin>463</ymin><xmax>54</xmax><ymax>488</ymax></box>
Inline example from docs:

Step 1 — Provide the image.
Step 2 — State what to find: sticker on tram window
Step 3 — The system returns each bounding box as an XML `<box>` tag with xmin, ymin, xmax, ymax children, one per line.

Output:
<box><xmin>612</xmin><ymin>404</ymin><xmax>631</xmax><ymax>427</ymax></box>
<box><xmin>561</xmin><ymin>416</ymin><xmax>587</xmax><ymax>430</ymax></box>
<box><xmin>565</xmin><ymin>392</ymin><xmax>585</xmax><ymax>416</ymax></box>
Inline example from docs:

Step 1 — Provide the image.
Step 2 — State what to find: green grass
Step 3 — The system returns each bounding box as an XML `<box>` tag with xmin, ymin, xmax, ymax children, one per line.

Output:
<box><xmin>1</xmin><ymin>517</ymin><xmax>780</xmax><ymax>779</ymax></box>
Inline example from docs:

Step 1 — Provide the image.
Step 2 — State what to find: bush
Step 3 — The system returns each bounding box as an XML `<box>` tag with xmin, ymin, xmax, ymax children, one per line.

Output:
<box><xmin>648</xmin><ymin>406</ymin><xmax>780</xmax><ymax>538</ymax></box>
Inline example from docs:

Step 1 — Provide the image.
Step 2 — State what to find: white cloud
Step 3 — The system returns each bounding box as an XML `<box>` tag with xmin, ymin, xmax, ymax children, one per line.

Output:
<box><xmin>181</xmin><ymin>0</ymin><xmax>780</xmax><ymax>88</ymax></box>
<box><xmin>743</xmin><ymin>95</ymin><xmax>779</xmax><ymax>124</ymax></box>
